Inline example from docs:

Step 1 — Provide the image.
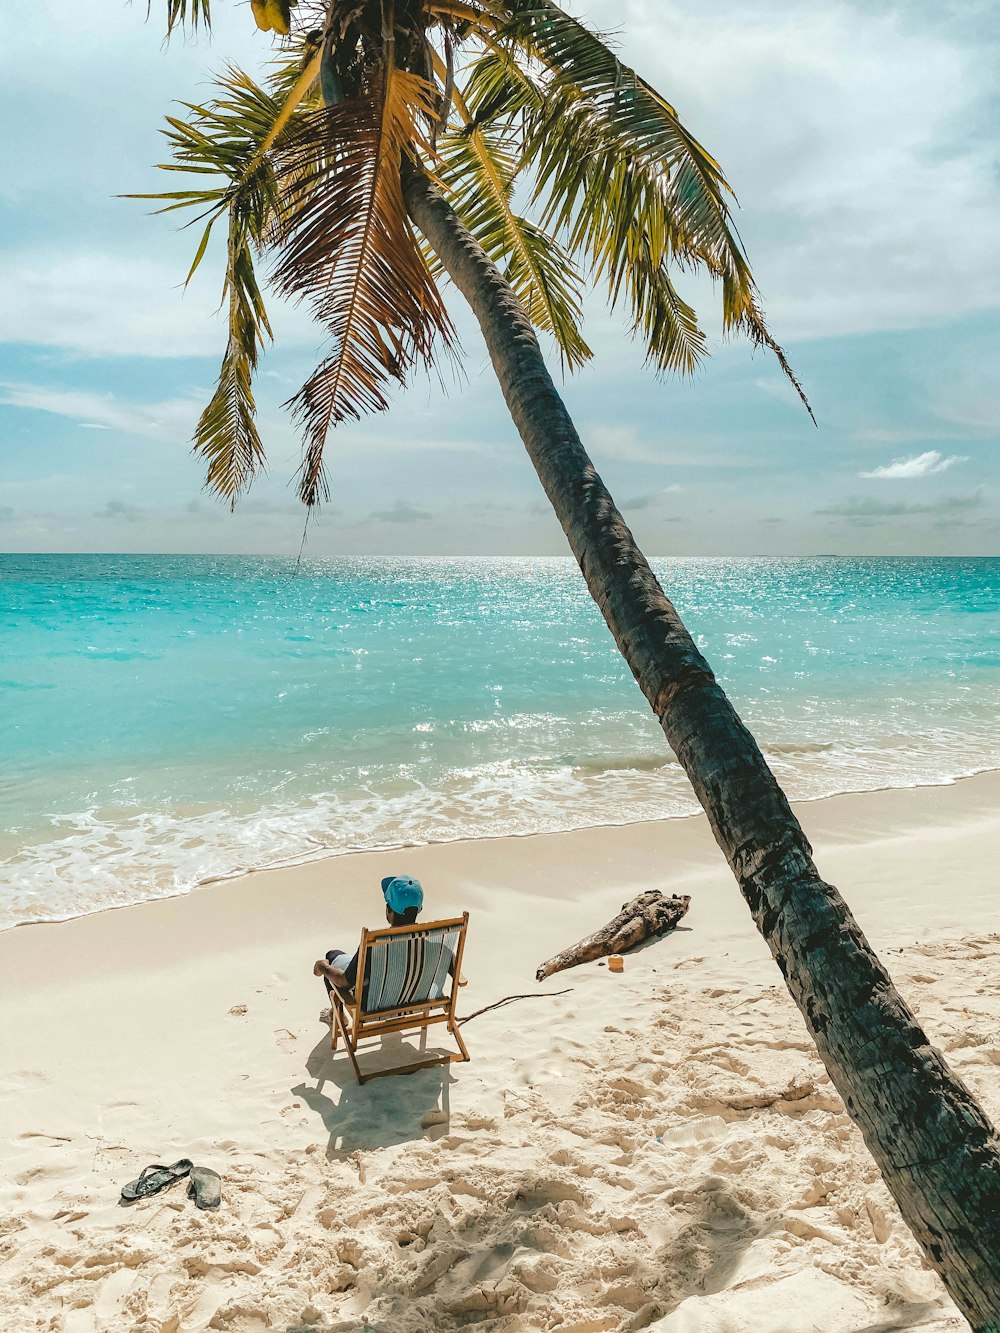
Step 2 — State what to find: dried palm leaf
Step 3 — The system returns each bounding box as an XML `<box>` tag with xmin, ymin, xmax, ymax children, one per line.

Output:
<box><xmin>273</xmin><ymin>65</ymin><xmax>456</xmax><ymax>505</ymax></box>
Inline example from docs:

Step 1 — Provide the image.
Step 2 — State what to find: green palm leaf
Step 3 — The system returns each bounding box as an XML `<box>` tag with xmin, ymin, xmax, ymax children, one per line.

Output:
<box><xmin>627</xmin><ymin>246</ymin><xmax>707</xmax><ymax>377</ymax></box>
<box><xmin>460</xmin><ymin>42</ymin><xmax>544</xmax><ymax>130</ymax></box>
<box><xmin>131</xmin><ymin>63</ymin><xmax>315</xmax><ymax>502</ymax></box>
<box><xmin>437</xmin><ymin>118</ymin><xmax>590</xmax><ymax>370</ymax></box>
<box><xmin>503</xmin><ymin>1</ymin><xmax>735</xmax><ymax>261</ymax></box>
<box><xmin>486</xmin><ymin>2</ymin><xmax>811</xmax><ymax>409</ymax></box>
<box><xmin>161</xmin><ymin>0</ymin><xmax>212</xmax><ymax>36</ymax></box>
<box><xmin>197</xmin><ymin>222</ymin><xmax>271</xmax><ymax>504</ymax></box>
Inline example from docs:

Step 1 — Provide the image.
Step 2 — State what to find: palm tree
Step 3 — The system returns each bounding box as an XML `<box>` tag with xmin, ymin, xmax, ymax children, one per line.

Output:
<box><xmin>147</xmin><ymin>1</ymin><xmax>1000</xmax><ymax>1321</ymax></box>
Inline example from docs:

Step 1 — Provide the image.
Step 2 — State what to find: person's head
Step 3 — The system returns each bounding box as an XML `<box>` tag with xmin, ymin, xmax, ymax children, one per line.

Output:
<box><xmin>381</xmin><ymin>874</ymin><xmax>424</xmax><ymax>927</ymax></box>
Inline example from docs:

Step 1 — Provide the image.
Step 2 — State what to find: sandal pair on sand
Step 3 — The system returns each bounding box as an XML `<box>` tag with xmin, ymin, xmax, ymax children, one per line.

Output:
<box><xmin>120</xmin><ymin>1158</ymin><xmax>221</xmax><ymax>1210</ymax></box>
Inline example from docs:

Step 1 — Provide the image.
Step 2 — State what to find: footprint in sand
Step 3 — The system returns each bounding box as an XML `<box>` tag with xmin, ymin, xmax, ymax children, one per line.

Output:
<box><xmin>0</xmin><ymin>1069</ymin><xmax>49</xmax><ymax>1094</ymax></box>
<box><xmin>273</xmin><ymin>1028</ymin><xmax>298</xmax><ymax>1052</ymax></box>
<box><xmin>178</xmin><ymin>1287</ymin><xmax>223</xmax><ymax>1331</ymax></box>
<box><xmin>94</xmin><ymin>1267</ymin><xmax>137</xmax><ymax>1324</ymax></box>
<box><xmin>62</xmin><ymin>1308</ymin><xmax>97</xmax><ymax>1333</ymax></box>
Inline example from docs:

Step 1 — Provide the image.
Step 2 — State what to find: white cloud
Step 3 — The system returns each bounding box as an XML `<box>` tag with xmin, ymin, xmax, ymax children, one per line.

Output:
<box><xmin>929</xmin><ymin>358</ymin><xmax>1000</xmax><ymax>438</ymax></box>
<box><xmin>0</xmin><ymin>252</ymin><xmax>228</xmax><ymax>359</ymax></box>
<box><xmin>621</xmin><ymin>486</ymin><xmax>686</xmax><ymax>510</ymax></box>
<box><xmin>368</xmin><ymin>501</ymin><xmax>432</xmax><ymax>524</ymax></box>
<box><xmin>585</xmin><ymin>424</ymin><xmax>751</xmax><ymax>468</ymax></box>
<box><xmin>816</xmin><ymin>491</ymin><xmax>985</xmax><ymax>520</ymax></box>
<box><xmin>0</xmin><ymin>250</ymin><xmax>321</xmax><ymax>360</ymax></box>
<box><xmin>605</xmin><ymin>1</ymin><xmax>1000</xmax><ymax>339</ymax></box>
<box><xmin>851</xmin><ymin>427</ymin><xmax>941</xmax><ymax>445</ymax></box>
<box><xmin>859</xmin><ymin>450</ymin><xmax>967</xmax><ymax>479</ymax></box>
<box><xmin>0</xmin><ymin>383</ymin><xmax>201</xmax><ymax>442</ymax></box>
<box><xmin>95</xmin><ymin>499</ymin><xmax>146</xmax><ymax>523</ymax></box>
<box><xmin>587</xmin><ymin>426</ymin><xmax>660</xmax><ymax>463</ymax></box>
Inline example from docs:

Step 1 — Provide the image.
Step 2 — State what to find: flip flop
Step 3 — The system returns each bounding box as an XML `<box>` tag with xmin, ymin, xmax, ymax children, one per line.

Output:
<box><xmin>120</xmin><ymin>1158</ymin><xmax>193</xmax><ymax>1205</ymax></box>
<box><xmin>187</xmin><ymin>1166</ymin><xmax>222</xmax><ymax>1210</ymax></box>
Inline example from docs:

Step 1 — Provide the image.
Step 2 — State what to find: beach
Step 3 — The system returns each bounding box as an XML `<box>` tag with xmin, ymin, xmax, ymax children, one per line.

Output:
<box><xmin>2</xmin><ymin>772</ymin><xmax>998</xmax><ymax>1332</ymax></box>
<box><xmin>5</xmin><ymin>0</ymin><xmax>999</xmax><ymax>1321</ymax></box>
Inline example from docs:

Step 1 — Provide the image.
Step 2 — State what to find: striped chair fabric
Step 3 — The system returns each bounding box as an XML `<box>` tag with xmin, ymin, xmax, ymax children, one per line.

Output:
<box><xmin>360</xmin><ymin>924</ymin><xmax>460</xmax><ymax>1014</ymax></box>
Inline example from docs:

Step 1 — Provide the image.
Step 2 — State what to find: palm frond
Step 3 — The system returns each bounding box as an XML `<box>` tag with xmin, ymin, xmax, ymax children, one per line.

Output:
<box><xmin>435</xmin><ymin>45</ymin><xmax>592</xmax><ymax>368</ymax></box>
<box><xmin>504</xmin><ymin>2</ymin><xmax>735</xmax><ymax>257</ymax></box>
<box><xmin>461</xmin><ymin>43</ymin><xmax>544</xmax><ymax>131</ymax></box>
<box><xmin>273</xmin><ymin>67</ymin><xmax>457</xmax><ymax>505</ymax></box>
<box><xmin>437</xmin><ymin>118</ymin><xmax>590</xmax><ymax>369</ymax></box>
<box><xmin>484</xmin><ymin>2</ymin><xmax>809</xmax><ymax>408</ymax></box>
<box><xmin>132</xmin><ymin>63</ymin><xmax>317</xmax><ymax>501</ymax></box>
<box><xmin>742</xmin><ymin>296</ymin><xmax>816</xmax><ymax>423</ymax></box>
<box><xmin>627</xmin><ymin>246</ymin><xmax>707</xmax><ymax>376</ymax></box>
<box><xmin>160</xmin><ymin>0</ymin><xmax>212</xmax><ymax>36</ymax></box>
<box><xmin>196</xmin><ymin>220</ymin><xmax>270</xmax><ymax>504</ymax></box>
<box><xmin>141</xmin><ymin>0</ymin><xmax>811</xmax><ymax>518</ymax></box>
<box><xmin>518</xmin><ymin>91</ymin><xmax>711</xmax><ymax>376</ymax></box>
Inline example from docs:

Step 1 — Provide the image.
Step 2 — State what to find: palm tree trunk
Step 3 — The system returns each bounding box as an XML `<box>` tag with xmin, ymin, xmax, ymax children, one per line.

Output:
<box><xmin>404</xmin><ymin>166</ymin><xmax>1000</xmax><ymax>1327</ymax></box>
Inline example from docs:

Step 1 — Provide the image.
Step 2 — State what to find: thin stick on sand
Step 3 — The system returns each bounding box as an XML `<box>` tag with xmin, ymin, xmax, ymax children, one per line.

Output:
<box><xmin>457</xmin><ymin>988</ymin><xmax>573</xmax><ymax>1025</ymax></box>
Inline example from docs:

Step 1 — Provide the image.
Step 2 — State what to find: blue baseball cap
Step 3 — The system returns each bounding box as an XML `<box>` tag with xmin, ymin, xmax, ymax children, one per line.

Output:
<box><xmin>381</xmin><ymin>874</ymin><xmax>424</xmax><ymax>915</ymax></box>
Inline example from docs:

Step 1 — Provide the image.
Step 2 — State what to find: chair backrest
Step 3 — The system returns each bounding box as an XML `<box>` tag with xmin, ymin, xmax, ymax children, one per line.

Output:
<box><xmin>357</xmin><ymin>915</ymin><xmax>468</xmax><ymax>1016</ymax></box>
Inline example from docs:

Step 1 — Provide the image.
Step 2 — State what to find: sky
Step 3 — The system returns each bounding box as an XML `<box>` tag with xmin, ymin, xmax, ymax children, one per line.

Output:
<box><xmin>1</xmin><ymin>0</ymin><xmax>997</xmax><ymax>557</ymax></box>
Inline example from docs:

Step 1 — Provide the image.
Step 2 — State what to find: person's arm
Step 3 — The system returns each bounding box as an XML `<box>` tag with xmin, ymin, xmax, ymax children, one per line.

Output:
<box><xmin>314</xmin><ymin>952</ymin><xmax>359</xmax><ymax>992</ymax></box>
<box><xmin>313</xmin><ymin>958</ymin><xmax>352</xmax><ymax>990</ymax></box>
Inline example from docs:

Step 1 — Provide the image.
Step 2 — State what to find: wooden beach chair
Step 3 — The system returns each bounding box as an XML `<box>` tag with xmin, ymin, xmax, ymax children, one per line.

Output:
<box><xmin>328</xmin><ymin>913</ymin><xmax>470</xmax><ymax>1084</ymax></box>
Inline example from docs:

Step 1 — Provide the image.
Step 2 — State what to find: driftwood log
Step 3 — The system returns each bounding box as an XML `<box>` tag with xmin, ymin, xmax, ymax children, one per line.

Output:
<box><xmin>535</xmin><ymin>890</ymin><xmax>691</xmax><ymax>982</ymax></box>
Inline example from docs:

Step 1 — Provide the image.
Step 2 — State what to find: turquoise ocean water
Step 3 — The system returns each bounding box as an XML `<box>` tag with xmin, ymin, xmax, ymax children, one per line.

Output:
<box><xmin>2</xmin><ymin>554</ymin><xmax>998</xmax><ymax>930</ymax></box>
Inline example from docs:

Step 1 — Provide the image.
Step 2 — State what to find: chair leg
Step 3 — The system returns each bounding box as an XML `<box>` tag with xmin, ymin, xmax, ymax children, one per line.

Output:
<box><xmin>330</xmin><ymin>996</ymin><xmax>341</xmax><ymax>1052</ymax></box>
<box><xmin>344</xmin><ymin>1035</ymin><xmax>364</xmax><ymax>1085</ymax></box>
<box><xmin>331</xmin><ymin>1000</ymin><xmax>364</xmax><ymax>1084</ymax></box>
<box><xmin>451</xmin><ymin>1021</ymin><xmax>471</xmax><ymax>1063</ymax></box>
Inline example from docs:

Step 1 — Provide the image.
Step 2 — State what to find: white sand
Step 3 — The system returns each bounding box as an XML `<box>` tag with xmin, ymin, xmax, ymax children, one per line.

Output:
<box><xmin>2</xmin><ymin>773</ymin><xmax>999</xmax><ymax>1332</ymax></box>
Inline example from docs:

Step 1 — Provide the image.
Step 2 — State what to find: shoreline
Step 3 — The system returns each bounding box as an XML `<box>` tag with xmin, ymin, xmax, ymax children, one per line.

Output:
<box><xmin>2</xmin><ymin>773</ymin><xmax>998</xmax><ymax>1330</ymax></box>
<box><xmin>5</xmin><ymin>769</ymin><xmax>999</xmax><ymax>978</ymax></box>
<box><xmin>6</xmin><ymin>764</ymin><xmax>1000</xmax><ymax>937</ymax></box>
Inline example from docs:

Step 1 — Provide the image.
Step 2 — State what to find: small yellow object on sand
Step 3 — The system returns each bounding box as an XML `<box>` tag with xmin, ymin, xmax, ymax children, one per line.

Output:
<box><xmin>608</xmin><ymin>955</ymin><xmax>624</xmax><ymax>973</ymax></box>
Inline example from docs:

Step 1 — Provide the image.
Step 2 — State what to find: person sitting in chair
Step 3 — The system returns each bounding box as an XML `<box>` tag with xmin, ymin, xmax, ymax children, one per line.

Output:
<box><xmin>314</xmin><ymin>874</ymin><xmax>424</xmax><ymax>1018</ymax></box>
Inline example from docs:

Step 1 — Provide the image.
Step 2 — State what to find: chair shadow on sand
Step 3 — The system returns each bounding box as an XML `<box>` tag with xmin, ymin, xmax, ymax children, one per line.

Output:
<box><xmin>292</xmin><ymin>1030</ymin><xmax>456</xmax><ymax>1160</ymax></box>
